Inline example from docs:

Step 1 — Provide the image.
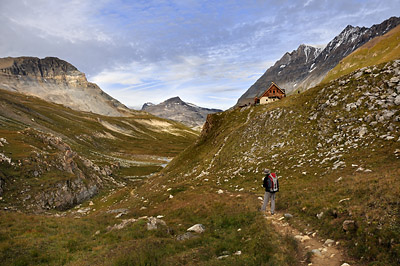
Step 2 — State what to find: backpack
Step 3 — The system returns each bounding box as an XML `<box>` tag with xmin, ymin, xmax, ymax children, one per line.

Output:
<box><xmin>268</xmin><ymin>173</ymin><xmax>279</xmax><ymax>192</ymax></box>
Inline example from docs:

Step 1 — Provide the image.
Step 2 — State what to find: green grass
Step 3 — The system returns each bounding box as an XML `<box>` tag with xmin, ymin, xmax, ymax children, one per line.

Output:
<box><xmin>0</xmin><ymin>189</ymin><xmax>300</xmax><ymax>265</ymax></box>
<box><xmin>0</xmin><ymin>88</ymin><xmax>197</xmax><ymax>211</ymax></box>
<box><xmin>1</xmin><ymin>60</ymin><xmax>400</xmax><ymax>264</ymax></box>
<box><xmin>158</xmin><ymin>60</ymin><xmax>400</xmax><ymax>265</ymax></box>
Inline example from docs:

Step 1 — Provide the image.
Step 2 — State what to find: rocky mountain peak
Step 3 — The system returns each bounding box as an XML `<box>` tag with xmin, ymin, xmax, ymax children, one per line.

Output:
<box><xmin>0</xmin><ymin>56</ymin><xmax>80</xmax><ymax>78</ymax></box>
<box><xmin>0</xmin><ymin>56</ymin><xmax>132</xmax><ymax>116</ymax></box>
<box><xmin>142</xmin><ymin>102</ymin><xmax>155</xmax><ymax>109</ymax></box>
<box><xmin>142</xmin><ymin>96</ymin><xmax>221</xmax><ymax>129</ymax></box>
<box><xmin>164</xmin><ymin>96</ymin><xmax>185</xmax><ymax>105</ymax></box>
<box><xmin>236</xmin><ymin>16</ymin><xmax>400</xmax><ymax>106</ymax></box>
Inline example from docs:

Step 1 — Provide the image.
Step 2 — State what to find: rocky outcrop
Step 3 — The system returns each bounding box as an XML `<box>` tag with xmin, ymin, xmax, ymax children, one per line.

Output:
<box><xmin>20</xmin><ymin>129</ymin><xmax>120</xmax><ymax>211</ymax></box>
<box><xmin>142</xmin><ymin>97</ymin><xmax>222</xmax><ymax>130</ymax></box>
<box><xmin>237</xmin><ymin>16</ymin><xmax>400</xmax><ymax>106</ymax></box>
<box><xmin>36</xmin><ymin>178</ymin><xmax>99</xmax><ymax>211</ymax></box>
<box><xmin>0</xmin><ymin>57</ymin><xmax>131</xmax><ymax>116</ymax></box>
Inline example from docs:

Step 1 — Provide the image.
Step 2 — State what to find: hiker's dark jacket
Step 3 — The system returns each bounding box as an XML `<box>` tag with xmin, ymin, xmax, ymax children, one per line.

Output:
<box><xmin>263</xmin><ymin>174</ymin><xmax>279</xmax><ymax>193</ymax></box>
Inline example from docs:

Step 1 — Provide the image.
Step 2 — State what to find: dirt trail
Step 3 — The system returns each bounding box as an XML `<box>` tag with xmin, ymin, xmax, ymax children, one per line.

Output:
<box><xmin>264</xmin><ymin>211</ymin><xmax>354</xmax><ymax>266</ymax></box>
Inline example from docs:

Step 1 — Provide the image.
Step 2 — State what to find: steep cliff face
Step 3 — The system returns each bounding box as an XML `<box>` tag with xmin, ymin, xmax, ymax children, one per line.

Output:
<box><xmin>238</xmin><ymin>44</ymin><xmax>322</xmax><ymax>105</ymax></box>
<box><xmin>237</xmin><ymin>16</ymin><xmax>400</xmax><ymax>106</ymax></box>
<box><xmin>0</xmin><ymin>57</ymin><xmax>131</xmax><ymax>116</ymax></box>
<box><xmin>142</xmin><ymin>97</ymin><xmax>222</xmax><ymax>130</ymax></box>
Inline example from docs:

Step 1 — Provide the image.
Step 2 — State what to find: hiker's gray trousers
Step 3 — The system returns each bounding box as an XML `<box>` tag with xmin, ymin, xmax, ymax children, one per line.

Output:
<box><xmin>261</xmin><ymin>192</ymin><xmax>276</xmax><ymax>214</ymax></box>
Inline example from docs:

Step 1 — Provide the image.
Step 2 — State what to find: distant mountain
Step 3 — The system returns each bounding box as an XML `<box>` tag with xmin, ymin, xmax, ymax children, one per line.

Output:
<box><xmin>0</xmin><ymin>56</ymin><xmax>132</xmax><ymax>116</ymax></box>
<box><xmin>237</xmin><ymin>16</ymin><xmax>400</xmax><ymax>106</ymax></box>
<box><xmin>142</xmin><ymin>97</ymin><xmax>222</xmax><ymax>129</ymax></box>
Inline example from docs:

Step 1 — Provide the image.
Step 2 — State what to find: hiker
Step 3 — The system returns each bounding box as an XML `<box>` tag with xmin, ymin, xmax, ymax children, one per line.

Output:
<box><xmin>261</xmin><ymin>169</ymin><xmax>279</xmax><ymax>215</ymax></box>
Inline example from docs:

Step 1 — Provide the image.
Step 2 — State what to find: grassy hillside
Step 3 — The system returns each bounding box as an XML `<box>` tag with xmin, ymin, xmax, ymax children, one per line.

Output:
<box><xmin>1</xmin><ymin>61</ymin><xmax>400</xmax><ymax>265</ymax></box>
<box><xmin>323</xmin><ymin>24</ymin><xmax>400</xmax><ymax>84</ymax></box>
<box><xmin>0</xmin><ymin>88</ymin><xmax>197</xmax><ymax>211</ymax></box>
<box><xmin>0</xmin><ymin>93</ymin><xmax>301</xmax><ymax>264</ymax></box>
<box><xmin>161</xmin><ymin>60</ymin><xmax>400</xmax><ymax>265</ymax></box>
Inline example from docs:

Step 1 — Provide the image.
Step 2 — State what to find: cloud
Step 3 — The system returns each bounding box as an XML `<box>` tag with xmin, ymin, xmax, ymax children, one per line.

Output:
<box><xmin>1</xmin><ymin>0</ymin><xmax>113</xmax><ymax>43</ymax></box>
<box><xmin>91</xmin><ymin>54</ymin><xmax>272</xmax><ymax>110</ymax></box>
<box><xmin>0</xmin><ymin>0</ymin><xmax>399</xmax><ymax>109</ymax></box>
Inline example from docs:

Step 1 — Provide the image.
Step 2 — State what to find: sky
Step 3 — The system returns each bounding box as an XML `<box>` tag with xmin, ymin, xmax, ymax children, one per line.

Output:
<box><xmin>0</xmin><ymin>0</ymin><xmax>399</xmax><ymax>110</ymax></box>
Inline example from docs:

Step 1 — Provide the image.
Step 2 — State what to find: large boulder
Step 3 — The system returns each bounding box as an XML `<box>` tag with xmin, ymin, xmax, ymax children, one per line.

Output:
<box><xmin>187</xmin><ymin>224</ymin><xmax>206</xmax><ymax>233</ymax></box>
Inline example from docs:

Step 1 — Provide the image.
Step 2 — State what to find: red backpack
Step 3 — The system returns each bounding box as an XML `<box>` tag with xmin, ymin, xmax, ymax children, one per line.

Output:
<box><xmin>269</xmin><ymin>173</ymin><xmax>279</xmax><ymax>192</ymax></box>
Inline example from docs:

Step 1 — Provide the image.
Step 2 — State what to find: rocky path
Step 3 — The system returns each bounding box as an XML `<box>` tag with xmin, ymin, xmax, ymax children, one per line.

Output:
<box><xmin>264</xmin><ymin>211</ymin><xmax>354</xmax><ymax>266</ymax></box>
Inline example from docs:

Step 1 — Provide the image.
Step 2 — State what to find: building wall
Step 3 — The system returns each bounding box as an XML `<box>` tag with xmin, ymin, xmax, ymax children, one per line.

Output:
<box><xmin>259</xmin><ymin>97</ymin><xmax>278</xmax><ymax>105</ymax></box>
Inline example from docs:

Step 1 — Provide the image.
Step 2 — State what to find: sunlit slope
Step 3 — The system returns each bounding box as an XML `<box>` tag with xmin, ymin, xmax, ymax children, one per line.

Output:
<box><xmin>2</xmin><ymin>61</ymin><xmax>399</xmax><ymax>266</ymax></box>
<box><xmin>163</xmin><ymin>60</ymin><xmax>400</xmax><ymax>265</ymax></box>
<box><xmin>0</xmin><ymin>88</ymin><xmax>197</xmax><ymax>211</ymax></box>
<box><xmin>0</xmin><ymin>91</ymin><xmax>300</xmax><ymax>265</ymax></box>
<box><xmin>323</xmin><ymin>24</ymin><xmax>400</xmax><ymax>84</ymax></box>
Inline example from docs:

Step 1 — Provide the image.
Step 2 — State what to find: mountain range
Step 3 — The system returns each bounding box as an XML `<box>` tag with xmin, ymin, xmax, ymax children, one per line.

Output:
<box><xmin>142</xmin><ymin>96</ymin><xmax>222</xmax><ymax>130</ymax></box>
<box><xmin>237</xmin><ymin>16</ymin><xmax>400</xmax><ymax>106</ymax></box>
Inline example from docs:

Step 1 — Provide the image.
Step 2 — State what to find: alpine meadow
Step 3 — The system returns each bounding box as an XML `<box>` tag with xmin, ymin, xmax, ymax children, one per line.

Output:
<box><xmin>0</xmin><ymin>1</ymin><xmax>400</xmax><ymax>266</ymax></box>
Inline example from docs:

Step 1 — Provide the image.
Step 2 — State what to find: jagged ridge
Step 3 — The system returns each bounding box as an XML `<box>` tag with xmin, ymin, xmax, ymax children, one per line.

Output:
<box><xmin>237</xmin><ymin>16</ymin><xmax>400</xmax><ymax>106</ymax></box>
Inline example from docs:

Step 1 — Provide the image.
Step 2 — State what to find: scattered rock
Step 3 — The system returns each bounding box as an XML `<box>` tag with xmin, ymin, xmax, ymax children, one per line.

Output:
<box><xmin>147</xmin><ymin>217</ymin><xmax>166</xmax><ymax>230</ymax></box>
<box><xmin>353</xmin><ymin>71</ymin><xmax>363</xmax><ymax>79</ymax></box>
<box><xmin>76</xmin><ymin>207</ymin><xmax>91</xmax><ymax>214</ymax></box>
<box><xmin>339</xmin><ymin>198</ymin><xmax>350</xmax><ymax>203</ymax></box>
<box><xmin>217</xmin><ymin>189</ymin><xmax>224</xmax><ymax>194</ymax></box>
<box><xmin>332</xmin><ymin>161</ymin><xmax>345</xmax><ymax>170</ymax></box>
<box><xmin>295</xmin><ymin>235</ymin><xmax>311</xmax><ymax>242</ymax></box>
<box><xmin>107</xmin><ymin>218</ymin><xmax>137</xmax><ymax>231</ymax></box>
<box><xmin>284</xmin><ymin>213</ymin><xmax>293</xmax><ymax>219</ymax></box>
<box><xmin>343</xmin><ymin>220</ymin><xmax>357</xmax><ymax>232</ymax></box>
<box><xmin>311</xmin><ymin>249</ymin><xmax>323</xmax><ymax>258</ymax></box>
<box><xmin>115</xmin><ymin>213</ymin><xmax>125</xmax><ymax>218</ymax></box>
<box><xmin>324</xmin><ymin>239</ymin><xmax>335</xmax><ymax>246</ymax></box>
<box><xmin>356</xmin><ymin>167</ymin><xmax>365</xmax><ymax>172</ymax></box>
<box><xmin>217</xmin><ymin>255</ymin><xmax>229</xmax><ymax>260</ymax></box>
<box><xmin>187</xmin><ymin>224</ymin><xmax>205</xmax><ymax>233</ymax></box>
<box><xmin>316</xmin><ymin>212</ymin><xmax>324</xmax><ymax>219</ymax></box>
<box><xmin>176</xmin><ymin>232</ymin><xmax>197</xmax><ymax>241</ymax></box>
<box><xmin>107</xmin><ymin>208</ymin><xmax>128</xmax><ymax>214</ymax></box>
<box><xmin>345</xmin><ymin>103</ymin><xmax>357</xmax><ymax>111</ymax></box>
